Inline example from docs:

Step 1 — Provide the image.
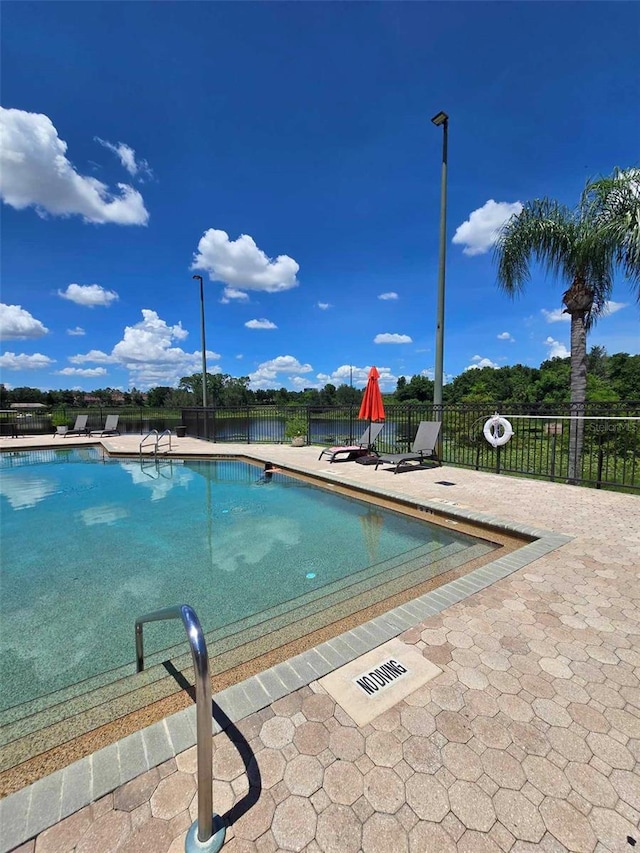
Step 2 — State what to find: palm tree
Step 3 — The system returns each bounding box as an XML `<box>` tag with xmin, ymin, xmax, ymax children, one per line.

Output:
<box><xmin>494</xmin><ymin>171</ymin><xmax>640</xmax><ymax>483</ymax></box>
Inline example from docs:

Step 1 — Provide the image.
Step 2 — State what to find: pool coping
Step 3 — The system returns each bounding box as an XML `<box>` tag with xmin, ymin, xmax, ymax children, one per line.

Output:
<box><xmin>0</xmin><ymin>454</ymin><xmax>572</xmax><ymax>852</ymax></box>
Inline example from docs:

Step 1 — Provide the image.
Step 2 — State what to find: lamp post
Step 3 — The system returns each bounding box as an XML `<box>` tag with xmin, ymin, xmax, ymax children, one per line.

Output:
<box><xmin>431</xmin><ymin>110</ymin><xmax>448</xmax><ymax>422</ymax></box>
<box><xmin>192</xmin><ymin>274</ymin><xmax>208</xmax><ymax>437</ymax></box>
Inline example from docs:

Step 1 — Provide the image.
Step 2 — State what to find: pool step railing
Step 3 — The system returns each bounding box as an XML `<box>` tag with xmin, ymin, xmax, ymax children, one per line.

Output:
<box><xmin>139</xmin><ymin>428</ymin><xmax>172</xmax><ymax>460</ymax></box>
<box><xmin>135</xmin><ymin>604</ymin><xmax>225</xmax><ymax>853</ymax></box>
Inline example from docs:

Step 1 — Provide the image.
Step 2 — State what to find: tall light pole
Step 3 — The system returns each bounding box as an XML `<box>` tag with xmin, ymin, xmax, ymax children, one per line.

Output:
<box><xmin>192</xmin><ymin>275</ymin><xmax>208</xmax><ymax>436</ymax></box>
<box><xmin>431</xmin><ymin>110</ymin><xmax>448</xmax><ymax>421</ymax></box>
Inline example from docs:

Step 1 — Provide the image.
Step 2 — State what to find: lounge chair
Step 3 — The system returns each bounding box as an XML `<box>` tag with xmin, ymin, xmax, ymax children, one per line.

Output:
<box><xmin>374</xmin><ymin>421</ymin><xmax>441</xmax><ymax>473</ymax></box>
<box><xmin>90</xmin><ymin>414</ymin><xmax>120</xmax><ymax>437</ymax></box>
<box><xmin>319</xmin><ymin>422</ymin><xmax>384</xmax><ymax>463</ymax></box>
<box><xmin>56</xmin><ymin>414</ymin><xmax>89</xmax><ymax>437</ymax></box>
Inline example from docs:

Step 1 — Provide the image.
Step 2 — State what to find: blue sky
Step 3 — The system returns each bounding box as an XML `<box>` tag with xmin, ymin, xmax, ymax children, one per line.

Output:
<box><xmin>1</xmin><ymin>2</ymin><xmax>638</xmax><ymax>393</ymax></box>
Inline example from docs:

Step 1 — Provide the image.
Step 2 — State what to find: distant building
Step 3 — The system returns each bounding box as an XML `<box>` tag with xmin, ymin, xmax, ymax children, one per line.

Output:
<box><xmin>10</xmin><ymin>403</ymin><xmax>48</xmax><ymax>410</ymax></box>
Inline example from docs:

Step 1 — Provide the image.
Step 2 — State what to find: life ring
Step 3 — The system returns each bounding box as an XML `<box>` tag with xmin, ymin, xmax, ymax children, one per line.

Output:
<box><xmin>483</xmin><ymin>415</ymin><xmax>513</xmax><ymax>448</ymax></box>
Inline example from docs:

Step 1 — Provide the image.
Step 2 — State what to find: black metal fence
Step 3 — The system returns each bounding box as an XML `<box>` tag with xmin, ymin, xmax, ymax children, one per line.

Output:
<box><xmin>0</xmin><ymin>407</ymin><xmax>184</xmax><ymax>437</ymax></box>
<box><xmin>2</xmin><ymin>403</ymin><xmax>638</xmax><ymax>492</ymax></box>
<box><xmin>182</xmin><ymin>402</ymin><xmax>640</xmax><ymax>493</ymax></box>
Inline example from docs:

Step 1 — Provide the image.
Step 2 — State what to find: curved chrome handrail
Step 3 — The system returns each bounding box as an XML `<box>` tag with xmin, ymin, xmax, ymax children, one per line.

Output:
<box><xmin>157</xmin><ymin>428</ymin><xmax>173</xmax><ymax>455</ymax></box>
<box><xmin>135</xmin><ymin>605</ymin><xmax>225</xmax><ymax>851</ymax></box>
<box><xmin>139</xmin><ymin>429</ymin><xmax>159</xmax><ymax>460</ymax></box>
<box><xmin>139</xmin><ymin>429</ymin><xmax>173</xmax><ymax>461</ymax></box>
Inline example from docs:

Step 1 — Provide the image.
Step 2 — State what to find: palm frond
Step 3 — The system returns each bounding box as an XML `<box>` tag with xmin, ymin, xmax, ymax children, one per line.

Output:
<box><xmin>582</xmin><ymin>167</ymin><xmax>640</xmax><ymax>286</ymax></box>
<box><xmin>493</xmin><ymin>199</ymin><xmax>576</xmax><ymax>295</ymax></box>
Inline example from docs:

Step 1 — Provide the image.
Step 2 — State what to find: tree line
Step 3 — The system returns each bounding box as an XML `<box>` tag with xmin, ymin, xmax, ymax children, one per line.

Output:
<box><xmin>2</xmin><ymin>348</ymin><xmax>638</xmax><ymax>410</ymax></box>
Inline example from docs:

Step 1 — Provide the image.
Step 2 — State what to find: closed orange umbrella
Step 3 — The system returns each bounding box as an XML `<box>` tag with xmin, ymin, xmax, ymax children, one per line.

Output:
<box><xmin>358</xmin><ymin>366</ymin><xmax>385</xmax><ymax>423</ymax></box>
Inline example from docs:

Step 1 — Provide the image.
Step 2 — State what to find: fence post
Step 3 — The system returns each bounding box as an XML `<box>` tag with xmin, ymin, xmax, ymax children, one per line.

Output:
<box><xmin>496</xmin><ymin>444</ymin><xmax>501</xmax><ymax>475</ymax></box>
<box><xmin>550</xmin><ymin>433</ymin><xmax>557</xmax><ymax>482</ymax></box>
<box><xmin>596</xmin><ymin>432</ymin><xmax>604</xmax><ymax>490</ymax></box>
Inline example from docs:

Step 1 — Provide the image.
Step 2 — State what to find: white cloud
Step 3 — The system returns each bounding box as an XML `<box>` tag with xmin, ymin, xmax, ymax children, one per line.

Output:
<box><xmin>112</xmin><ymin>310</ymin><xmax>189</xmax><ymax>358</ymax></box>
<box><xmin>415</xmin><ymin>367</ymin><xmax>454</xmax><ymax>384</ymax></box>
<box><xmin>69</xmin><ymin>349</ymin><xmax>117</xmax><ymax>364</ymax></box>
<box><xmin>374</xmin><ymin>333</ymin><xmax>413</xmax><ymax>344</ymax></box>
<box><xmin>248</xmin><ymin>355</ymin><xmax>313</xmax><ymax>389</ymax></box>
<box><xmin>0</xmin><ymin>351</ymin><xmax>55</xmax><ymax>370</ymax></box>
<box><xmin>464</xmin><ymin>355</ymin><xmax>499</xmax><ymax>371</ymax></box>
<box><xmin>0</xmin><ymin>303</ymin><xmax>49</xmax><ymax>339</ymax></box>
<box><xmin>58</xmin><ymin>283</ymin><xmax>119</xmax><ymax>307</ymax></box>
<box><xmin>541</xmin><ymin>307</ymin><xmax>570</xmax><ymax>323</ymax></box>
<box><xmin>220</xmin><ymin>287</ymin><xmax>250</xmax><ymax>304</ymax></box>
<box><xmin>66</xmin><ymin>326</ymin><xmax>86</xmax><ymax>336</ymax></box>
<box><xmin>56</xmin><ymin>367</ymin><xmax>108</xmax><ymax>377</ymax></box>
<box><xmin>94</xmin><ymin>137</ymin><xmax>152</xmax><ymax>179</ymax></box>
<box><xmin>0</xmin><ymin>107</ymin><xmax>149</xmax><ymax>225</ymax></box>
<box><xmin>70</xmin><ymin>309</ymin><xmax>221</xmax><ymax>388</ymax></box>
<box><xmin>544</xmin><ymin>336</ymin><xmax>570</xmax><ymax>358</ymax></box>
<box><xmin>452</xmin><ymin>199</ymin><xmax>523</xmax><ymax>256</ymax></box>
<box><xmin>317</xmin><ymin>302</ymin><xmax>331</xmax><ymax>310</ymax></box>
<box><xmin>378</xmin><ymin>292</ymin><xmax>399</xmax><ymax>301</ymax></box>
<box><xmin>316</xmin><ymin>365</ymin><xmax>368</xmax><ymax>388</ymax></box>
<box><xmin>315</xmin><ymin>364</ymin><xmax>397</xmax><ymax>391</ymax></box>
<box><xmin>192</xmin><ymin>229</ymin><xmax>299</xmax><ymax>294</ymax></box>
<box><xmin>497</xmin><ymin>331</ymin><xmax>515</xmax><ymax>342</ymax></box>
<box><xmin>602</xmin><ymin>300</ymin><xmax>627</xmax><ymax>316</ymax></box>
<box><xmin>245</xmin><ymin>318</ymin><xmax>277</xmax><ymax>330</ymax></box>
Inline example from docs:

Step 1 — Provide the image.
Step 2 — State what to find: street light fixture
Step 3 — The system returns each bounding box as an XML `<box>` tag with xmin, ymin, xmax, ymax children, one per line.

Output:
<box><xmin>430</xmin><ymin>110</ymin><xmax>448</xmax><ymax>422</ymax></box>
<box><xmin>192</xmin><ymin>275</ymin><xmax>208</xmax><ymax>434</ymax></box>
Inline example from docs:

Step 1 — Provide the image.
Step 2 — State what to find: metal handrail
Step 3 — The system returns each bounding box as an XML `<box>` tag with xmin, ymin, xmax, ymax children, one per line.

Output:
<box><xmin>139</xmin><ymin>428</ymin><xmax>173</xmax><ymax>461</ymax></box>
<box><xmin>157</xmin><ymin>427</ymin><xmax>173</xmax><ymax>455</ymax></box>
<box><xmin>135</xmin><ymin>605</ymin><xmax>225</xmax><ymax>852</ymax></box>
<box><xmin>139</xmin><ymin>429</ymin><xmax>159</xmax><ymax>460</ymax></box>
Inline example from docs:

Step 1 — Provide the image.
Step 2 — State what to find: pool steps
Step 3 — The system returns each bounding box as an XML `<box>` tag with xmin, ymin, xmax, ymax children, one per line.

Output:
<box><xmin>0</xmin><ymin>524</ymin><xmax>571</xmax><ymax>853</ymax></box>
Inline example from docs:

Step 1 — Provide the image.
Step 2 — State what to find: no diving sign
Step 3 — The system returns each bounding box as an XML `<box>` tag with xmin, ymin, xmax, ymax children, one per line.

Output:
<box><xmin>318</xmin><ymin>638</ymin><xmax>442</xmax><ymax>726</ymax></box>
<box><xmin>354</xmin><ymin>658</ymin><xmax>409</xmax><ymax>696</ymax></box>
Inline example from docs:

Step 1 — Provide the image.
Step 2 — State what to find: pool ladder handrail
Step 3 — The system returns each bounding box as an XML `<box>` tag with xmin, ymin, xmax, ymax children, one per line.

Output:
<box><xmin>135</xmin><ymin>605</ymin><xmax>225</xmax><ymax>852</ymax></box>
<box><xmin>139</xmin><ymin>428</ymin><xmax>172</xmax><ymax>460</ymax></box>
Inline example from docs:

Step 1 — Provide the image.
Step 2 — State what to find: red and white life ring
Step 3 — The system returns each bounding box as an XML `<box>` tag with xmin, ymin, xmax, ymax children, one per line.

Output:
<box><xmin>483</xmin><ymin>415</ymin><xmax>514</xmax><ymax>448</ymax></box>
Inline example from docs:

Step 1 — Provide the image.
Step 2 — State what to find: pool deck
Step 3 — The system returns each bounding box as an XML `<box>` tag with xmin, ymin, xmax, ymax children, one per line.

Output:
<box><xmin>1</xmin><ymin>435</ymin><xmax>639</xmax><ymax>853</ymax></box>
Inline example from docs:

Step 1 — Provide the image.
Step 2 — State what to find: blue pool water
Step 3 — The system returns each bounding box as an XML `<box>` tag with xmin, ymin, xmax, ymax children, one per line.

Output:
<box><xmin>0</xmin><ymin>448</ymin><xmax>484</xmax><ymax>712</ymax></box>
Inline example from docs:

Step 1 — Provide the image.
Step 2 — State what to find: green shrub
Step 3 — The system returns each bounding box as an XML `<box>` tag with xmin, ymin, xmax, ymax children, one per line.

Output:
<box><xmin>284</xmin><ymin>414</ymin><xmax>307</xmax><ymax>439</ymax></box>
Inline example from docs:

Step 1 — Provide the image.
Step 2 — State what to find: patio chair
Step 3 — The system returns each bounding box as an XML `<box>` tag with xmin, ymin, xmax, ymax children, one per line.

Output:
<box><xmin>57</xmin><ymin>414</ymin><xmax>89</xmax><ymax>437</ymax></box>
<box><xmin>319</xmin><ymin>422</ymin><xmax>384</xmax><ymax>463</ymax></box>
<box><xmin>90</xmin><ymin>414</ymin><xmax>120</xmax><ymax>437</ymax></box>
<box><xmin>374</xmin><ymin>421</ymin><xmax>441</xmax><ymax>473</ymax></box>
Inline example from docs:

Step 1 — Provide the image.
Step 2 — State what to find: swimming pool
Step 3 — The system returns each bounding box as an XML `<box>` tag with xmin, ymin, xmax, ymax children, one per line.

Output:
<box><xmin>0</xmin><ymin>447</ymin><xmax>499</xmax><ymax>770</ymax></box>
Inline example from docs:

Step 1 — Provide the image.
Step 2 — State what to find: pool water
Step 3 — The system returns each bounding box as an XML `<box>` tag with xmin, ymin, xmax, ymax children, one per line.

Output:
<box><xmin>0</xmin><ymin>448</ymin><xmax>493</xmax><ymax>715</ymax></box>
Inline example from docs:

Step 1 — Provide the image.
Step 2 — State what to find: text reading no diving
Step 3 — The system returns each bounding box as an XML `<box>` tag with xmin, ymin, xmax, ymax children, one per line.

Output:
<box><xmin>354</xmin><ymin>659</ymin><xmax>409</xmax><ymax>696</ymax></box>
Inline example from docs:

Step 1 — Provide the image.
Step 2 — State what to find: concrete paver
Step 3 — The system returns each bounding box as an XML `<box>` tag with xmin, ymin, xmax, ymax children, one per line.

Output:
<box><xmin>2</xmin><ymin>437</ymin><xmax>639</xmax><ymax>852</ymax></box>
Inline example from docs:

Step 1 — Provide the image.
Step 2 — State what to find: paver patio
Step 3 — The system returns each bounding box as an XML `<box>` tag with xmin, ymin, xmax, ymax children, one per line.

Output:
<box><xmin>1</xmin><ymin>436</ymin><xmax>639</xmax><ymax>852</ymax></box>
